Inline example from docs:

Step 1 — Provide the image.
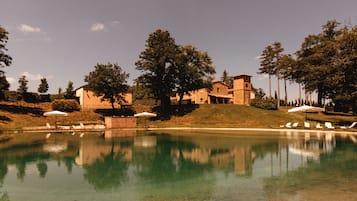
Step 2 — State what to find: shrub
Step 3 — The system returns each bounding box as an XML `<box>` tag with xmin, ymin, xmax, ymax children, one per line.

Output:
<box><xmin>23</xmin><ymin>92</ymin><xmax>40</xmax><ymax>103</ymax></box>
<box><xmin>52</xmin><ymin>99</ymin><xmax>80</xmax><ymax>112</ymax></box>
<box><xmin>251</xmin><ymin>98</ymin><xmax>277</xmax><ymax>110</ymax></box>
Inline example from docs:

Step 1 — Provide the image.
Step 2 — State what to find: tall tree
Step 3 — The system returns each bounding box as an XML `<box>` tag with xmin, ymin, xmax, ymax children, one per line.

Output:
<box><xmin>17</xmin><ymin>75</ymin><xmax>28</xmax><ymax>95</ymax></box>
<box><xmin>331</xmin><ymin>25</ymin><xmax>357</xmax><ymax>113</ymax></box>
<box><xmin>258</xmin><ymin>45</ymin><xmax>275</xmax><ymax>98</ymax></box>
<box><xmin>64</xmin><ymin>81</ymin><xmax>75</xmax><ymax>99</ymax></box>
<box><xmin>0</xmin><ymin>26</ymin><xmax>12</xmax><ymax>70</ymax></box>
<box><xmin>278</xmin><ymin>54</ymin><xmax>295</xmax><ymax>105</ymax></box>
<box><xmin>221</xmin><ymin>69</ymin><xmax>233</xmax><ymax>89</ymax></box>
<box><xmin>175</xmin><ymin>45</ymin><xmax>215</xmax><ymax>105</ymax></box>
<box><xmin>37</xmin><ymin>77</ymin><xmax>49</xmax><ymax>94</ymax></box>
<box><xmin>85</xmin><ymin>63</ymin><xmax>129</xmax><ymax>110</ymax></box>
<box><xmin>295</xmin><ymin>20</ymin><xmax>341</xmax><ymax>106</ymax></box>
<box><xmin>272</xmin><ymin>41</ymin><xmax>284</xmax><ymax>108</ymax></box>
<box><xmin>135</xmin><ymin>29</ymin><xmax>179</xmax><ymax>113</ymax></box>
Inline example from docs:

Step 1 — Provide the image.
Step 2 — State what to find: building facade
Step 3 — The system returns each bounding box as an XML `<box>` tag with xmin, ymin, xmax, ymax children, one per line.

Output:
<box><xmin>75</xmin><ymin>86</ymin><xmax>132</xmax><ymax>110</ymax></box>
<box><xmin>171</xmin><ymin>74</ymin><xmax>253</xmax><ymax>105</ymax></box>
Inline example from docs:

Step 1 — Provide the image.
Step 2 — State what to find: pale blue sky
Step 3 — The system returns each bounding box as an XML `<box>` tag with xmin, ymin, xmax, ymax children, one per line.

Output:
<box><xmin>2</xmin><ymin>0</ymin><xmax>357</xmax><ymax>100</ymax></box>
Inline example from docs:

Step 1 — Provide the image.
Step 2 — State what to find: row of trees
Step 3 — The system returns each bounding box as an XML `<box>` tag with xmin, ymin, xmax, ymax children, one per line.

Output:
<box><xmin>258</xmin><ymin>20</ymin><xmax>357</xmax><ymax>113</ymax></box>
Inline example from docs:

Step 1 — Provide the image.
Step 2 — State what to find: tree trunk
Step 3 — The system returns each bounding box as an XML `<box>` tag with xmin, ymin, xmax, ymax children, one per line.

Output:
<box><xmin>298</xmin><ymin>84</ymin><xmax>302</xmax><ymax>106</ymax></box>
<box><xmin>160</xmin><ymin>95</ymin><xmax>171</xmax><ymax>117</ymax></box>
<box><xmin>284</xmin><ymin>79</ymin><xmax>288</xmax><ymax>105</ymax></box>
<box><xmin>269</xmin><ymin>74</ymin><xmax>272</xmax><ymax>98</ymax></box>
<box><xmin>277</xmin><ymin>73</ymin><xmax>280</xmax><ymax>109</ymax></box>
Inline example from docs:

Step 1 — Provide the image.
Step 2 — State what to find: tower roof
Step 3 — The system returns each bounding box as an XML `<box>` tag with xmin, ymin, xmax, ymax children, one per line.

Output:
<box><xmin>233</xmin><ymin>74</ymin><xmax>252</xmax><ymax>79</ymax></box>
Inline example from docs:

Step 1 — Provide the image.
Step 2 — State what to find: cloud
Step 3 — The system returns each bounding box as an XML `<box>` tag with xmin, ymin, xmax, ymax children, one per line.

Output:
<box><xmin>90</xmin><ymin>23</ymin><xmax>105</xmax><ymax>32</ymax></box>
<box><xmin>257</xmin><ymin>74</ymin><xmax>269</xmax><ymax>80</ymax></box>
<box><xmin>6</xmin><ymin>77</ymin><xmax>16</xmax><ymax>84</ymax></box>
<box><xmin>21</xmin><ymin>72</ymin><xmax>53</xmax><ymax>81</ymax></box>
<box><xmin>18</xmin><ymin>24</ymin><xmax>41</xmax><ymax>33</ymax></box>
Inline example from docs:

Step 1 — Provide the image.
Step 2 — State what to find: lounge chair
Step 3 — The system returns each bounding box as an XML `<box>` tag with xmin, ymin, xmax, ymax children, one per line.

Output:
<box><xmin>325</xmin><ymin>122</ymin><xmax>335</xmax><ymax>129</ymax></box>
<box><xmin>292</xmin><ymin>122</ymin><xmax>299</xmax><ymax>128</ymax></box>
<box><xmin>304</xmin><ymin>121</ymin><xmax>310</xmax><ymax>128</ymax></box>
<box><xmin>285</xmin><ymin>122</ymin><xmax>292</xmax><ymax>128</ymax></box>
<box><xmin>316</xmin><ymin>123</ymin><xmax>323</xmax><ymax>129</ymax></box>
<box><xmin>349</xmin><ymin>122</ymin><xmax>357</xmax><ymax>128</ymax></box>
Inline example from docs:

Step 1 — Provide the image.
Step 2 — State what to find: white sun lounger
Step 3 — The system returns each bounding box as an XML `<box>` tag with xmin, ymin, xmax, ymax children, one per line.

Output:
<box><xmin>316</xmin><ymin>123</ymin><xmax>323</xmax><ymax>129</ymax></box>
<box><xmin>325</xmin><ymin>122</ymin><xmax>335</xmax><ymax>129</ymax></box>
<box><xmin>292</xmin><ymin>122</ymin><xmax>299</xmax><ymax>128</ymax></box>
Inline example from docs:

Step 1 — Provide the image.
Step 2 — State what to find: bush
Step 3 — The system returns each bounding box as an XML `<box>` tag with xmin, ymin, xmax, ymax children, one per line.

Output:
<box><xmin>52</xmin><ymin>99</ymin><xmax>80</xmax><ymax>112</ymax></box>
<box><xmin>23</xmin><ymin>92</ymin><xmax>40</xmax><ymax>103</ymax></box>
<box><xmin>251</xmin><ymin>98</ymin><xmax>277</xmax><ymax>110</ymax></box>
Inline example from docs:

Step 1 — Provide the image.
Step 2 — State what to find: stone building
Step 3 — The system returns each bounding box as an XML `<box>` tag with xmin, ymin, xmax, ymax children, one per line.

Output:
<box><xmin>75</xmin><ymin>86</ymin><xmax>132</xmax><ymax>110</ymax></box>
<box><xmin>171</xmin><ymin>74</ymin><xmax>254</xmax><ymax>105</ymax></box>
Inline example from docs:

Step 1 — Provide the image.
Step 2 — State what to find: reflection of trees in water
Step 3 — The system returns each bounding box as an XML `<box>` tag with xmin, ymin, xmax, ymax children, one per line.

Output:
<box><xmin>0</xmin><ymin>192</ymin><xmax>9</xmax><ymax>201</ymax></box>
<box><xmin>0</xmin><ymin>145</ymin><xmax>76</xmax><ymax>182</ymax></box>
<box><xmin>36</xmin><ymin>161</ymin><xmax>48</xmax><ymax>178</ymax></box>
<box><xmin>263</xmin><ymin>140</ymin><xmax>357</xmax><ymax>200</ymax></box>
<box><xmin>83</xmin><ymin>145</ymin><xmax>129</xmax><ymax>191</ymax></box>
<box><xmin>132</xmin><ymin>137</ymin><xmax>216</xmax><ymax>200</ymax></box>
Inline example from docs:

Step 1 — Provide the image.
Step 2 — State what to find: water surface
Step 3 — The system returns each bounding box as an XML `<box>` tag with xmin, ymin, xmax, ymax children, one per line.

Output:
<box><xmin>0</xmin><ymin>130</ymin><xmax>357</xmax><ymax>201</ymax></box>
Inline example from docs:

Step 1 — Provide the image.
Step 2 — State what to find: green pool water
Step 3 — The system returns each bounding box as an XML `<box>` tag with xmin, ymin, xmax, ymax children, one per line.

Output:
<box><xmin>0</xmin><ymin>130</ymin><xmax>357</xmax><ymax>201</ymax></box>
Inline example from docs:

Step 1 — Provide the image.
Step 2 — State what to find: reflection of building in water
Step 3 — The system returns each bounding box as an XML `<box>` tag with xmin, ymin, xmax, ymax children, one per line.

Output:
<box><xmin>181</xmin><ymin>148</ymin><xmax>211</xmax><ymax>164</ymax></box>
<box><xmin>233</xmin><ymin>147</ymin><xmax>253</xmax><ymax>175</ymax></box>
<box><xmin>75</xmin><ymin>141</ymin><xmax>132</xmax><ymax>166</ymax></box>
<box><xmin>104</xmin><ymin>129</ymin><xmax>136</xmax><ymax>138</ymax></box>
<box><xmin>172</xmin><ymin>146</ymin><xmax>255</xmax><ymax>175</ymax></box>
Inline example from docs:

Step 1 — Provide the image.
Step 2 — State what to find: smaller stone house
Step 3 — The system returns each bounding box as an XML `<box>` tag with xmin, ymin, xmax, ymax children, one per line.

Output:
<box><xmin>75</xmin><ymin>86</ymin><xmax>132</xmax><ymax>110</ymax></box>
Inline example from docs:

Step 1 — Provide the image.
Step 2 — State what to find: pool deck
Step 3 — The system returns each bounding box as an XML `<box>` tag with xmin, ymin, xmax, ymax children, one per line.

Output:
<box><xmin>12</xmin><ymin>125</ymin><xmax>357</xmax><ymax>136</ymax></box>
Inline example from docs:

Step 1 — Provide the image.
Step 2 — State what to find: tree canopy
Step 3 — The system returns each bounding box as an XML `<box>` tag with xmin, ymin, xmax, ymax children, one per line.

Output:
<box><xmin>84</xmin><ymin>63</ymin><xmax>129</xmax><ymax>110</ymax></box>
<box><xmin>135</xmin><ymin>29</ymin><xmax>216</xmax><ymax>114</ymax></box>
<box><xmin>0</xmin><ymin>26</ymin><xmax>12</xmax><ymax>70</ymax></box>
<box><xmin>38</xmin><ymin>77</ymin><xmax>49</xmax><ymax>94</ymax></box>
<box><xmin>17</xmin><ymin>75</ymin><xmax>28</xmax><ymax>94</ymax></box>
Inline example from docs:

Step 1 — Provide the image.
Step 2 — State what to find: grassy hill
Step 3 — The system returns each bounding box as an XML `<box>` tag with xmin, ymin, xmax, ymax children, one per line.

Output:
<box><xmin>1</xmin><ymin>101</ymin><xmax>357</xmax><ymax>130</ymax></box>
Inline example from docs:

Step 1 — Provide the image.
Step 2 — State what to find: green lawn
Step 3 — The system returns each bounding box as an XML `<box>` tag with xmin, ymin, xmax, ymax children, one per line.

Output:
<box><xmin>1</xmin><ymin>101</ymin><xmax>357</xmax><ymax>130</ymax></box>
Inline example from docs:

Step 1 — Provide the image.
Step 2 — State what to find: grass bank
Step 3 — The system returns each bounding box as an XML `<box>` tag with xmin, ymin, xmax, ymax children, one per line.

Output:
<box><xmin>1</xmin><ymin>101</ymin><xmax>357</xmax><ymax>130</ymax></box>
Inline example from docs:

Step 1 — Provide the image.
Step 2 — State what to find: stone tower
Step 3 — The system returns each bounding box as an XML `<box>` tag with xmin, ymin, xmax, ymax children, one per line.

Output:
<box><xmin>233</xmin><ymin>74</ymin><xmax>252</xmax><ymax>105</ymax></box>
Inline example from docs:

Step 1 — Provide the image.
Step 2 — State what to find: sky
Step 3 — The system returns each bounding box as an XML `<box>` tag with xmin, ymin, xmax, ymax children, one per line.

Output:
<box><xmin>2</xmin><ymin>0</ymin><xmax>357</xmax><ymax>101</ymax></box>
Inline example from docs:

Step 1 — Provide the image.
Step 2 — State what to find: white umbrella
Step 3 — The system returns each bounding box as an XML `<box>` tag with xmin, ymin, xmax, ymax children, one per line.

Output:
<box><xmin>44</xmin><ymin>110</ymin><xmax>68</xmax><ymax>129</ymax></box>
<box><xmin>134</xmin><ymin>112</ymin><xmax>157</xmax><ymax>117</ymax></box>
<box><xmin>288</xmin><ymin>105</ymin><xmax>325</xmax><ymax>120</ymax></box>
<box><xmin>134</xmin><ymin>112</ymin><xmax>157</xmax><ymax>128</ymax></box>
<box><xmin>288</xmin><ymin>105</ymin><xmax>325</xmax><ymax>113</ymax></box>
<box><xmin>43</xmin><ymin>110</ymin><xmax>68</xmax><ymax>116</ymax></box>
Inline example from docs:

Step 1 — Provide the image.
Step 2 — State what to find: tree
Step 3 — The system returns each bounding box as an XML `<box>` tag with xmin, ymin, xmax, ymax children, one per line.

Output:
<box><xmin>331</xmin><ymin>25</ymin><xmax>357</xmax><ymax>113</ymax></box>
<box><xmin>221</xmin><ymin>70</ymin><xmax>233</xmax><ymax>89</ymax></box>
<box><xmin>279</xmin><ymin>54</ymin><xmax>295</xmax><ymax>105</ymax></box>
<box><xmin>17</xmin><ymin>75</ymin><xmax>28</xmax><ymax>95</ymax></box>
<box><xmin>38</xmin><ymin>77</ymin><xmax>49</xmax><ymax>94</ymax></box>
<box><xmin>295</xmin><ymin>20</ymin><xmax>341</xmax><ymax>106</ymax></box>
<box><xmin>64</xmin><ymin>81</ymin><xmax>75</xmax><ymax>99</ymax></box>
<box><xmin>84</xmin><ymin>63</ymin><xmax>129</xmax><ymax>110</ymax></box>
<box><xmin>0</xmin><ymin>26</ymin><xmax>12</xmax><ymax>70</ymax></box>
<box><xmin>272</xmin><ymin>42</ymin><xmax>284</xmax><ymax>108</ymax></box>
<box><xmin>175</xmin><ymin>45</ymin><xmax>215</xmax><ymax>106</ymax></box>
<box><xmin>258</xmin><ymin>45</ymin><xmax>275</xmax><ymax>98</ymax></box>
<box><xmin>135</xmin><ymin>29</ymin><xmax>179</xmax><ymax>113</ymax></box>
<box><xmin>0</xmin><ymin>72</ymin><xmax>9</xmax><ymax>100</ymax></box>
